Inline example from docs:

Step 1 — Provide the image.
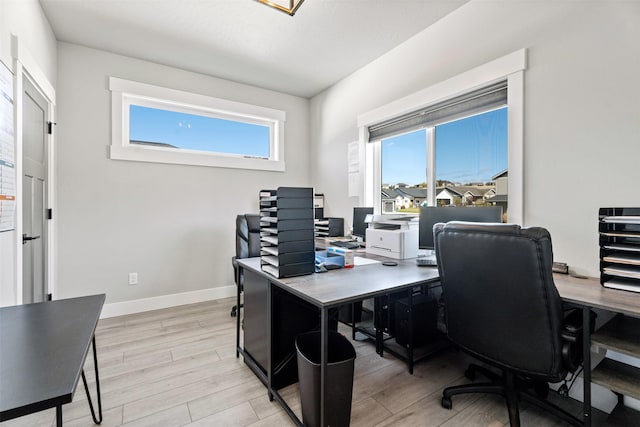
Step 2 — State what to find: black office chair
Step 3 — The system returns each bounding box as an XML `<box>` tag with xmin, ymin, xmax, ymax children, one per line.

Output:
<box><xmin>434</xmin><ymin>222</ymin><xmax>592</xmax><ymax>427</ymax></box>
<box><xmin>230</xmin><ymin>213</ymin><xmax>261</xmax><ymax>317</ymax></box>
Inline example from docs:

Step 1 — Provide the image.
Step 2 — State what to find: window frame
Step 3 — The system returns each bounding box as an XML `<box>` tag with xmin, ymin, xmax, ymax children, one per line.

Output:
<box><xmin>358</xmin><ymin>49</ymin><xmax>526</xmax><ymax>225</ymax></box>
<box><xmin>109</xmin><ymin>77</ymin><xmax>286</xmax><ymax>171</ymax></box>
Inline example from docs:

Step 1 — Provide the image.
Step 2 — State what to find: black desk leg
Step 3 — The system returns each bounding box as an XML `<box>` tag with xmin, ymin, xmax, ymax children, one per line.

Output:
<box><xmin>351</xmin><ymin>303</ymin><xmax>356</xmax><ymax>341</ymax></box>
<box><xmin>267</xmin><ymin>281</ymin><xmax>273</xmax><ymax>401</ymax></box>
<box><xmin>320</xmin><ymin>307</ymin><xmax>329</xmax><ymax>427</ymax></box>
<box><xmin>374</xmin><ymin>297</ymin><xmax>383</xmax><ymax>356</ymax></box>
<box><xmin>582</xmin><ymin>306</ymin><xmax>592</xmax><ymax>426</ymax></box>
<box><xmin>56</xmin><ymin>405</ymin><xmax>62</xmax><ymax>427</ymax></box>
<box><xmin>408</xmin><ymin>289</ymin><xmax>414</xmax><ymax>375</ymax></box>
<box><xmin>81</xmin><ymin>335</ymin><xmax>103</xmax><ymax>425</ymax></box>
<box><xmin>236</xmin><ymin>266</ymin><xmax>242</xmax><ymax>358</ymax></box>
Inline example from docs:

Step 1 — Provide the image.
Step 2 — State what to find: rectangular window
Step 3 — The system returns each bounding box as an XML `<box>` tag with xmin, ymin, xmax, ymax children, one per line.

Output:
<box><xmin>381</xmin><ymin>129</ymin><xmax>427</xmax><ymax>214</ymax></box>
<box><xmin>360</xmin><ymin>49</ymin><xmax>526</xmax><ymax>225</ymax></box>
<box><xmin>435</xmin><ymin>107</ymin><xmax>508</xmax><ymax>212</ymax></box>
<box><xmin>109</xmin><ymin>77</ymin><xmax>286</xmax><ymax>171</ymax></box>
<box><xmin>379</xmin><ymin>107</ymin><xmax>508</xmax><ymax>219</ymax></box>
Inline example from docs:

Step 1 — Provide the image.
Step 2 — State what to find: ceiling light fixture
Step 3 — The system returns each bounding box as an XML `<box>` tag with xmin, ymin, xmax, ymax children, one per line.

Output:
<box><xmin>256</xmin><ymin>0</ymin><xmax>305</xmax><ymax>16</ymax></box>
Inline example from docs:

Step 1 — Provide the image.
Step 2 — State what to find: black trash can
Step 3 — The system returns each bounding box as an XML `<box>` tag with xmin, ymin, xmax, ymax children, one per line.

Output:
<box><xmin>295</xmin><ymin>331</ymin><xmax>356</xmax><ymax>427</ymax></box>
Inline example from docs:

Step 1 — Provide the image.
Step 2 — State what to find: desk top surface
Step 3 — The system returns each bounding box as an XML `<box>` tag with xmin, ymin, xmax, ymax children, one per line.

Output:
<box><xmin>238</xmin><ymin>257</ymin><xmax>440</xmax><ymax>308</ymax></box>
<box><xmin>239</xmin><ymin>257</ymin><xmax>640</xmax><ymax>317</ymax></box>
<box><xmin>554</xmin><ymin>274</ymin><xmax>640</xmax><ymax>317</ymax></box>
<box><xmin>0</xmin><ymin>294</ymin><xmax>105</xmax><ymax>420</ymax></box>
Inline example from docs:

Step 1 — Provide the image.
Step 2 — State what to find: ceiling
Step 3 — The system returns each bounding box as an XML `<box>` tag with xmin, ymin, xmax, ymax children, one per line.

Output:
<box><xmin>39</xmin><ymin>0</ymin><xmax>469</xmax><ymax>98</ymax></box>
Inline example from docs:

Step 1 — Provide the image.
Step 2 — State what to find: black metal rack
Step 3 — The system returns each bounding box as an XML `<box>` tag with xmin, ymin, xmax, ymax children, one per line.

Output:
<box><xmin>259</xmin><ymin>187</ymin><xmax>315</xmax><ymax>279</ymax></box>
<box><xmin>599</xmin><ymin>207</ymin><xmax>640</xmax><ymax>292</ymax></box>
<box><xmin>341</xmin><ymin>283</ymin><xmax>448</xmax><ymax>374</ymax></box>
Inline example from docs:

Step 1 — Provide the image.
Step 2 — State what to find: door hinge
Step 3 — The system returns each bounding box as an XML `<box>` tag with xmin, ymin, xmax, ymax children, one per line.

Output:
<box><xmin>47</xmin><ymin>121</ymin><xmax>56</xmax><ymax>135</ymax></box>
<box><xmin>47</xmin><ymin>208</ymin><xmax>53</xmax><ymax>220</ymax></box>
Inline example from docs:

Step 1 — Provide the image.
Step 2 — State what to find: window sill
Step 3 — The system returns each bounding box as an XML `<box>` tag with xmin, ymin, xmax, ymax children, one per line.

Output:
<box><xmin>109</xmin><ymin>145</ymin><xmax>285</xmax><ymax>172</ymax></box>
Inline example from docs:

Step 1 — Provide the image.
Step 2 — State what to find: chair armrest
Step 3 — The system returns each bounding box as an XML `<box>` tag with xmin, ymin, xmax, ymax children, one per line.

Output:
<box><xmin>232</xmin><ymin>256</ymin><xmax>239</xmax><ymax>286</ymax></box>
<box><xmin>561</xmin><ymin>308</ymin><xmax>596</xmax><ymax>372</ymax></box>
<box><xmin>561</xmin><ymin>308</ymin><xmax>596</xmax><ymax>342</ymax></box>
<box><xmin>231</xmin><ymin>256</ymin><xmax>242</xmax><ymax>292</ymax></box>
<box><xmin>561</xmin><ymin>309</ymin><xmax>583</xmax><ymax>342</ymax></box>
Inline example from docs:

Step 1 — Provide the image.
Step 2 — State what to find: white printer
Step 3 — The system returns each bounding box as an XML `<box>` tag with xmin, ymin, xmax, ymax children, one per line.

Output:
<box><xmin>365</xmin><ymin>215</ymin><xmax>419</xmax><ymax>259</ymax></box>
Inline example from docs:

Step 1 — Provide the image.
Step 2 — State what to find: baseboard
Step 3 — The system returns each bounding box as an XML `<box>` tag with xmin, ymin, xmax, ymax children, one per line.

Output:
<box><xmin>100</xmin><ymin>286</ymin><xmax>236</xmax><ymax>318</ymax></box>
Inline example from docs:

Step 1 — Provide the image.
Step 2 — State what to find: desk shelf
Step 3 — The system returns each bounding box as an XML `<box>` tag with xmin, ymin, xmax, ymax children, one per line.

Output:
<box><xmin>591</xmin><ymin>314</ymin><xmax>640</xmax><ymax>409</ymax></box>
<box><xmin>591</xmin><ymin>358</ymin><xmax>640</xmax><ymax>401</ymax></box>
<box><xmin>591</xmin><ymin>315</ymin><xmax>640</xmax><ymax>358</ymax></box>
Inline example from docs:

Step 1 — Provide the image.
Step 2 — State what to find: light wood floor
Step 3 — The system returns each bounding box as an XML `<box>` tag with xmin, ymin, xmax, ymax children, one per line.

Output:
<box><xmin>4</xmin><ymin>298</ymin><xmax>614</xmax><ymax>427</ymax></box>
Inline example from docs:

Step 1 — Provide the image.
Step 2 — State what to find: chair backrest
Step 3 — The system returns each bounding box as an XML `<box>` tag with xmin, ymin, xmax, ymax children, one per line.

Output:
<box><xmin>236</xmin><ymin>214</ymin><xmax>262</xmax><ymax>260</ymax></box>
<box><xmin>434</xmin><ymin>221</ymin><xmax>565</xmax><ymax>379</ymax></box>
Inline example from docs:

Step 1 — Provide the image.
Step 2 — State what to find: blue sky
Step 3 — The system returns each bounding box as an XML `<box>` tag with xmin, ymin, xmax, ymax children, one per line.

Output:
<box><xmin>381</xmin><ymin>107</ymin><xmax>507</xmax><ymax>185</ymax></box>
<box><xmin>129</xmin><ymin>105</ymin><xmax>270</xmax><ymax>157</ymax></box>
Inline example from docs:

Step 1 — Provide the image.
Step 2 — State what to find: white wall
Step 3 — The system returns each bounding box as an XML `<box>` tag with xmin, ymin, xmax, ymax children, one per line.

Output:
<box><xmin>0</xmin><ymin>0</ymin><xmax>56</xmax><ymax>306</ymax></box>
<box><xmin>55</xmin><ymin>43</ymin><xmax>310</xmax><ymax>304</ymax></box>
<box><xmin>310</xmin><ymin>0</ymin><xmax>640</xmax><ymax>278</ymax></box>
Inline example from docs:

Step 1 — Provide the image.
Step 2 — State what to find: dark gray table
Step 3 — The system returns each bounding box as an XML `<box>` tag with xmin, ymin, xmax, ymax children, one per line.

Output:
<box><xmin>0</xmin><ymin>294</ymin><xmax>105</xmax><ymax>426</ymax></box>
<box><xmin>236</xmin><ymin>257</ymin><xmax>440</xmax><ymax>426</ymax></box>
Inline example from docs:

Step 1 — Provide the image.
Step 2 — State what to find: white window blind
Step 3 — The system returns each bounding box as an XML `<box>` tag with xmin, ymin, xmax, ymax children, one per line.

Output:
<box><xmin>367</xmin><ymin>81</ymin><xmax>507</xmax><ymax>142</ymax></box>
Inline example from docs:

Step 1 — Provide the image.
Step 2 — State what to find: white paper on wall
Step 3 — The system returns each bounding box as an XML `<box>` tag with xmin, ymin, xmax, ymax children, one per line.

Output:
<box><xmin>0</xmin><ymin>62</ymin><xmax>16</xmax><ymax>233</ymax></box>
<box><xmin>347</xmin><ymin>140</ymin><xmax>359</xmax><ymax>173</ymax></box>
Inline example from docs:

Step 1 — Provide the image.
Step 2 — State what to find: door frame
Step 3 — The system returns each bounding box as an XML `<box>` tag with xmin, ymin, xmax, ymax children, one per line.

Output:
<box><xmin>12</xmin><ymin>36</ymin><xmax>56</xmax><ymax>304</ymax></box>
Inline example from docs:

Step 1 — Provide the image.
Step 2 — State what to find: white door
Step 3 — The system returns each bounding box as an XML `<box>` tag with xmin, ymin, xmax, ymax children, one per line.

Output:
<box><xmin>22</xmin><ymin>75</ymin><xmax>48</xmax><ymax>304</ymax></box>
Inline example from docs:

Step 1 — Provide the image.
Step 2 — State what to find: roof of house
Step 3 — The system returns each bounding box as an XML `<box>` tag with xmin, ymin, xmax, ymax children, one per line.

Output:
<box><xmin>396</xmin><ymin>187</ymin><xmax>428</xmax><ymax>198</ymax></box>
<box><xmin>488</xmin><ymin>194</ymin><xmax>508</xmax><ymax>203</ymax></box>
<box><xmin>381</xmin><ymin>188</ymin><xmax>400</xmax><ymax>199</ymax></box>
<box><xmin>492</xmin><ymin>169</ymin><xmax>508</xmax><ymax>180</ymax></box>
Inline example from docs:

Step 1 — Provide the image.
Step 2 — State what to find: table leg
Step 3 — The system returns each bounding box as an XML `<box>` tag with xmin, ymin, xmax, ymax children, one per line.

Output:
<box><xmin>582</xmin><ymin>306</ymin><xmax>591</xmax><ymax>426</ymax></box>
<box><xmin>351</xmin><ymin>302</ymin><xmax>356</xmax><ymax>341</ymax></box>
<box><xmin>81</xmin><ymin>335</ymin><xmax>103</xmax><ymax>424</ymax></box>
<box><xmin>374</xmin><ymin>296</ymin><xmax>383</xmax><ymax>356</ymax></box>
<box><xmin>267</xmin><ymin>281</ymin><xmax>273</xmax><ymax>401</ymax></box>
<box><xmin>320</xmin><ymin>307</ymin><xmax>329</xmax><ymax>427</ymax></box>
<box><xmin>236</xmin><ymin>266</ymin><xmax>242</xmax><ymax>358</ymax></box>
<box><xmin>56</xmin><ymin>405</ymin><xmax>62</xmax><ymax>427</ymax></box>
<box><xmin>408</xmin><ymin>289</ymin><xmax>414</xmax><ymax>375</ymax></box>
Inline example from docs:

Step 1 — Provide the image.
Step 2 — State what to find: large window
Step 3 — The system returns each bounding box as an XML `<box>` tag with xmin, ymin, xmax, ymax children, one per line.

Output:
<box><xmin>360</xmin><ymin>49</ymin><xmax>525</xmax><ymax>224</ymax></box>
<box><xmin>109</xmin><ymin>77</ymin><xmax>286</xmax><ymax>171</ymax></box>
<box><xmin>379</xmin><ymin>108</ymin><xmax>507</xmax><ymax>217</ymax></box>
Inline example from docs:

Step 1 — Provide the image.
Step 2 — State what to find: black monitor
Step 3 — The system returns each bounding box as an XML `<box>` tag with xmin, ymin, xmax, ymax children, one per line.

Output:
<box><xmin>419</xmin><ymin>206</ymin><xmax>503</xmax><ymax>250</ymax></box>
<box><xmin>352</xmin><ymin>207</ymin><xmax>374</xmax><ymax>241</ymax></box>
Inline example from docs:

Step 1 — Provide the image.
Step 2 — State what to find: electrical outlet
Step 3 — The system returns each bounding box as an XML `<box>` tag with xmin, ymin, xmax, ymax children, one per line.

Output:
<box><xmin>128</xmin><ymin>272</ymin><xmax>138</xmax><ymax>285</ymax></box>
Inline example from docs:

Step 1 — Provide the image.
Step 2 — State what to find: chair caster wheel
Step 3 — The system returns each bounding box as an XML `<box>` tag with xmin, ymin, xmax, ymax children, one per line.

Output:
<box><xmin>230</xmin><ymin>307</ymin><xmax>237</xmax><ymax>317</ymax></box>
<box><xmin>464</xmin><ymin>367</ymin><xmax>476</xmax><ymax>381</ymax></box>
<box><xmin>534</xmin><ymin>381</ymin><xmax>549</xmax><ymax>399</ymax></box>
<box><xmin>441</xmin><ymin>396</ymin><xmax>453</xmax><ymax>409</ymax></box>
<box><xmin>268</xmin><ymin>391</ymin><xmax>274</xmax><ymax>402</ymax></box>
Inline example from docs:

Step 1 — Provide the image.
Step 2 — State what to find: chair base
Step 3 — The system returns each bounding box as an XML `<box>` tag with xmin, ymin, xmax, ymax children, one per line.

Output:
<box><xmin>230</xmin><ymin>304</ymin><xmax>243</xmax><ymax>317</ymax></box>
<box><xmin>442</xmin><ymin>365</ymin><xmax>582</xmax><ymax>427</ymax></box>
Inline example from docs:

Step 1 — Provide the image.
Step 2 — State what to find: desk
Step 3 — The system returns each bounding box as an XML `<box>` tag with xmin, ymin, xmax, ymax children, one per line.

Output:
<box><xmin>236</xmin><ymin>257</ymin><xmax>440</xmax><ymax>426</ymax></box>
<box><xmin>237</xmin><ymin>258</ymin><xmax>640</xmax><ymax>427</ymax></box>
<box><xmin>0</xmin><ymin>294</ymin><xmax>105</xmax><ymax>426</ymax></box>
<box><xmin>554</xmin><ymin>274</ymin><xmax>640</xmax><ymax>426</ymax></box>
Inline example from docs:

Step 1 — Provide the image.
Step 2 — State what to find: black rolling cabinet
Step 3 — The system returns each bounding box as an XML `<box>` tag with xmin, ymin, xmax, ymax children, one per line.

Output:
<box><xmin>599</xmin><ymin>207</ymin><xmax>640</xmax><ymax>292</ymax></box>
<box><xmin>259</xmin><ymin>187</ymin><xmax>315</xmax><ymax>278</ymax></box>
